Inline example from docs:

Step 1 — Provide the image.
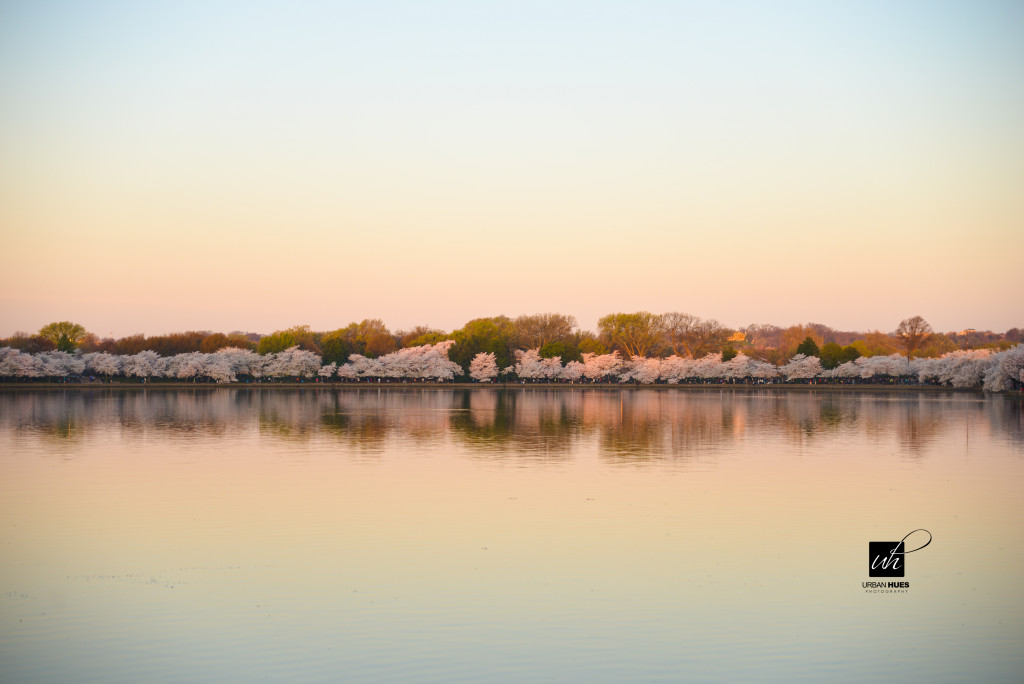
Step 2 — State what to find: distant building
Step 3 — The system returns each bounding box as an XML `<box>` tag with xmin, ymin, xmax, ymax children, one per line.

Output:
<box><xmin>728</xmin><ymin>331</ymin><xmax>746</xmax><ymax>343</ymax></box>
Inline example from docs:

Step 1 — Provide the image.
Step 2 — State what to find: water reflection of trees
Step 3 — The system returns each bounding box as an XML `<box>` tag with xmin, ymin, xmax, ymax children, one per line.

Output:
<box><xmin>0</xmin><ymin>388</ymin><xmax>1019</xmax><ymax>458</ymax></box>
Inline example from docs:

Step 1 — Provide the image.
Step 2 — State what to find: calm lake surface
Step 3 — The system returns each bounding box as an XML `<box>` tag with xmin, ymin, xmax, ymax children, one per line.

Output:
<box><xmin>2</xmin><ymin>388</ymin><xmax>1022</xmax><ymax>683</ymax></box>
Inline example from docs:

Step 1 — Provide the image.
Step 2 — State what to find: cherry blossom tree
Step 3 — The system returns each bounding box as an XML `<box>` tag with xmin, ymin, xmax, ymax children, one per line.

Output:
<box><xmin>363</xmin><ymin>341</ymin><xmax>463</xmax><ymax>381</ymax></box>
<box><xmin>826</xmin><ymin>361</ymin><xmax>861</xmax><ymax>380</ymax></box>
<box><xmin>660</xmin><ymin>355</ymin><xmax>697</xmax><ymax>383</ymax></box>
<box><xmin>214</xmin><ymin>347</ymin><xmax>264</xmax><ymax>379</ymax></box>
<box><xmin>693</xmin><ymin>353</ymin><xmax>725</xmax><ymax>381</ymax></box>
<box><xmin>335</xmin><ymin>362</ymin><xmax>359</xmax><ymax>381</ymax></box>
<box><xmin>83</xmin><ymin>352</ymin><xmax>122</xmax><ymax>380</ymax></box>
<box><xmin>167</xmin><ymin>352</ymin><xmax>206</xmax><ymax>382</ymax></box>
<box><xmin>560</xmin><ymin>360</ymin><xmax>585</xmax><ymax>383</ymax></box>
<box><xmin>418</xmin><ymin>341</ymin><xmax>464</xmax><ymax>381</ymax></box>
<box><xmin>856</xmin><ymin>354</ymin><xmax>907</xmax><ymax>379</ymax></box>
<box><xmin>779</xmin><ymin>354</ymin><xmax>822</xmax><ymax>381</ymax></box>
<box><xmin>748</xmin><ymin>359</ymin><xmax>780</xmax><ymax>381</ymax></box>
<box><xmin>0</xmin><ymin>347</ymin><xmax>40</xmax><ymax>378</ymax></box>
<box><xmin>722</xmin><ymin>352</ymin><xmax>753</xmax><ymax>381</ymax></box>
<box><xmin>122</xmin><ymin>351</ymin><xmax>163</xmax><ymax>381</ymax></box>
<box><xmin>512</xmin><ymin>349</ymin><xmax>546</xmax><ymax>380</ymax></box>
<box><xmin>37</xmin><ymin>351</ymin><xmax>85</xmax><ymax>380</ymax></box>
<box><xmin>469</xmin><ymin>352</ymin><xmax>498</xmax><ymax>382</ymax></box>
<box><xmin>619</xmin><ymin>356</ymin><xmax>661</xmax><ymax>384</ymax></box>
<box><xmin>539</xmin><ymin>356</ymin><xmax>563</xmax><ymax>380</ymax></box>
<box><xmin>267</xmin><ymin>346</ymin><xmax>322</xmax><ymax>379</ymax></box>
<box><xmin>982</xmin><ymin>345</ymin><xmax>1024</xmax><ymax>391</ymax></box>
<box><xmin>203</xmin><ymin>354</ymin><xmax>237</xmax><ymax>383</ymax></box>
<box><xmin>340</xmin><ymin>354</ymin><xmax>384</xmax><ymax>380</ymax></box>
<box><xmin>916</xmin><ymin>349</ymin><xmax>992</xmax><ymax>387</ymax></box>
<box><xmin>581</xmin><ymin>351</ymin><xmax>622</xmax><ymax>381</ymax></box>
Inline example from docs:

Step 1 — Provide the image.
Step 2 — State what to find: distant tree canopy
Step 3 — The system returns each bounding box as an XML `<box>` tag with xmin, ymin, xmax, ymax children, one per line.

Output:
<box><xmin>398</xmin><ymin>326</ymin><xmax>447</xmax><ymax>348</ymax></box>
<box><xmin>199</xmin><ymin>333</ymin><xmax>253</xmax><ymax>353</ymax></box>
<box><xmin>513</xmin><ymin>313</ymin><xmax>577</xmax><ymax>350</ymax></box>
<box><xmin>38</xmin><ymin>321</ymin><xmax>87</xmax><ymax>352</ymax></box>
<box><xmin>257</xmin><ymin>325</ymin><xmax>320</xmax><ymax>355</ymax></box>
<box><xmin>598</xmin><ymin>312</ymin><xmax>665</xmax><ymax>358</ymax></box>
<box><xmin>2</xmin><ymin>332</ymin><xmax>57</xmax><ymax>353</ymax></box>
<box><xmin>662</xmin><ymin>312</ymin><xmax>732</xmax><ymax>358</ymax></box>
<box><xmin>850</xmin><ymin>331</ymin><xmax>899</xmax><ymax>358</ymax></box>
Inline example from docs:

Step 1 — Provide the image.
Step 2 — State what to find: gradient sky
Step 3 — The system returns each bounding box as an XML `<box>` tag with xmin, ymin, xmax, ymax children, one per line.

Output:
<box><xmin>1</xmin><ymin>0</ymin><xmax>1021</xmax><ymax>338</ymax></box>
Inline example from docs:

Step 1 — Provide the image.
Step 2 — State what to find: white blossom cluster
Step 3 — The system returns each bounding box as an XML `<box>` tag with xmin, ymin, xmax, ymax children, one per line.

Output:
<box><xmin>469</xmin><ymin>352</ymin><xmax>498</xmax><ymax>382</ymax></box>
<box><xmin>1</xmin><ymin>343</ymin><xmax>1021</xmax><ymax>391</ymax></box>
<box><xmin>0</xmin><ymin>346</ymin><xmax>321</xmax><ymax>383</ymax></box>
<box><xmin>319</xmin><ymin>341</ymin><xmax>462</xmax><ymax>382</ymax></box>
<box><xmin>493</xmin><ymin>346</ymin><xmax>1024</xmax><ymax>391</ymax></box>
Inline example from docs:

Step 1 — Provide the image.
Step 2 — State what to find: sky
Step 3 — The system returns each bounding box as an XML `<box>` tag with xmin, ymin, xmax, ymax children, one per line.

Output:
<box><xmin>1</xmin><ymin>0</ymin><xmax>1022</xmax><ymax>338</ymax></box>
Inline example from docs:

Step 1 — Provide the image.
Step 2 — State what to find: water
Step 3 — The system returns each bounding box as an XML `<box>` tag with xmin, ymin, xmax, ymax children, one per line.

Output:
<box><xmin>1</xmin><ymin>388</ymin><xmax>1022</xmax><ymax>683</ymax></box>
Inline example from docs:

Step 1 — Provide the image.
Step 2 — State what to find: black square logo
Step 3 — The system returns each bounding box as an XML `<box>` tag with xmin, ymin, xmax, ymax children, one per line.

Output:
<box><xmin>869</xmin><ymin>541</ymin><xmax>904</xmax><ymax>577</ymax></box>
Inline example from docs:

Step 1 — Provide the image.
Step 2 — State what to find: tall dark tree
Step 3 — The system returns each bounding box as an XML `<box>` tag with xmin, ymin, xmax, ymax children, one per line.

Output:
<box><xmin>795</xmin><ymin>336</ymin><xmax>820</xmax><ymax>357</ymax></box>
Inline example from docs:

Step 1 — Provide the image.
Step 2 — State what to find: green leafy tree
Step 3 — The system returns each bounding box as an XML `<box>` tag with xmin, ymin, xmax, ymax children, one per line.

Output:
<box><xmin>398</xmin><ymin>326</ymin><xmax>448</xmax><ymax>348</ymax></box>
<box><xmin>257</xmin><ymin>325</ymin><xmax>320</xmax><ymax>355</ymax></box>
<box><xmin>539</xmin><ymin>341</ymin><xmax>567</xmax><ymax>359</ymax></box>
<box><xmin>819</xmin><ymin>342</ymin><xmax>843</xmax><ymax>369</ymax></box>
<box><xmin>840</xmin><ymin>345</ymin><xmax>861</xmax><ymax>364</ymax></box>
<box><xmin>448</xmin><ymin>317</ymin><xmax>515</xmax><ymax>375</ymax></box>
<box><xmin>721</xmin><ymin>345</ymin><xmax>738</xmax><ymax>362</ymax></box>
<box><xmin>795</xmin><ymin>336</ymin><xmax>820</xmax><ymax>357</ymax></box>
<box><xmin>320</xmin><ymin>329</ymin><xmax>355</xmax><ymax>365</ymax></box>
<box><xmin>849</xmin><ymin>331</ymin><xmax>898</xmax><ymax>358</ymax></box>
<box><xmin>598</xmin><ymin>312</ymin><xmax>665</xmax><ymax>358</ymax></box>
<box><xmin>577</xmin><ymin>337</ymin><xmax>608</xmax><ymax>355</ymax></box>
<box><xmin>918</xmin><ymin>334</ymin><xmax>958</xmax><ymax>359</ymax></box>
<box><xmin>38</xmin><ymin>321</ymin><xmax>88</xmax><ymax>352</ymax></box>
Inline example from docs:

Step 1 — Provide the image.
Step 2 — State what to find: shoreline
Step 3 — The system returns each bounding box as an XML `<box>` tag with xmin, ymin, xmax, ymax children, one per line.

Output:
<box><xmin>0</xmin><ymin>381</ymin><xmax>1001</xmax><ymax>394</ymax></box>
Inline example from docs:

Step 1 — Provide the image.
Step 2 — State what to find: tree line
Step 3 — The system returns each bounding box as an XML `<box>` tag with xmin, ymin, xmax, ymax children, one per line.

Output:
<box><xmin>5</xmin><ymin>314</ymin><xmax>1020</xmax><ymax>371</ymax></box>
<box><xmin>1</xmin><ymin>314</ymin><xmax>1022</xmax><ymax>391</ymax></box>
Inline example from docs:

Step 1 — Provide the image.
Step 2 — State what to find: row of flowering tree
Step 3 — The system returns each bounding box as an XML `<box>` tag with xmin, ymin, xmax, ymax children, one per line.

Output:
<box><xmin>481</xmin><ymin>347</ymin><xmax>1023</xmax><ymax>391</ymax></box>
<box><xmin>1</xmin><ymin>343</ymin><xmax>1021</xmax><ymax>391</ymax></box>
<box><xmin>0</xmin><ymin>347</ymin><xmax>323</xmax><ymax>383</ymax></box>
